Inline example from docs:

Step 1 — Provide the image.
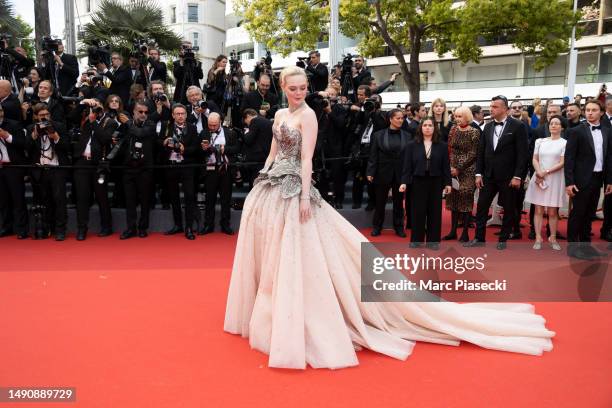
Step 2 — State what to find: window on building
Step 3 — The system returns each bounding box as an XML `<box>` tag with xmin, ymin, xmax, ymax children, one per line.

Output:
<box><xmin>192</xmin><ymin>32</ymin><xmax>199</xmax><ymax>49</ymax></box>
<box><xmin>170</xmin><ymin>7</ymin><xmax>176</xmax><ymax>24</ymax></box>
<box><xmin>85</xmin><ymin>0</ymin><xmax>91</xmax><ymax>13</ymax></box>
<box><xmin>188</xmin><ymin>4</ymin><xmax>198</xmax><ymax>23</ymax></box>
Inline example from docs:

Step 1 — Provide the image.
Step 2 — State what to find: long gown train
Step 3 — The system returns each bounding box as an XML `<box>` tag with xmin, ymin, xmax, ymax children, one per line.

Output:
<box><xmin>224</xmin><ymin>123</ymin><xmax>554</xmax><ymax>369</ymax></box>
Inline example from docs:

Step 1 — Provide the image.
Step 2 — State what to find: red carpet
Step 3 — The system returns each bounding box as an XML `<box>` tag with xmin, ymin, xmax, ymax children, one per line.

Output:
<box><xmin>1</xmin><ymin>219</ymin><xmax>611</xmax><ymax>407</ymax></box>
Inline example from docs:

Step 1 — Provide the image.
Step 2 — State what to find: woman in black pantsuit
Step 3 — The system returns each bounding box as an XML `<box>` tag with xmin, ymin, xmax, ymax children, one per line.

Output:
<box><xmin>400</xmin><ymin>118</ymin><xmax>452</xmax><ymax>249</ymax></box>
<box><xmin>366</xmin><ymin>109</ymin><xmax>412</xmax><ymax>237</ymax></box>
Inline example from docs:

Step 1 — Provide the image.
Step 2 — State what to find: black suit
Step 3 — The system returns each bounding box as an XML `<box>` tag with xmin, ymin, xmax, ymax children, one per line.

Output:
<box><xmin>27</xmin><ymin>121</ymin><xmax>70</xmax><ymax>235</ymax></box>
<box><xmin>173</xmin><ymin>60</ymin><xmax>204</xmax><ymax>104</ymax></box>
<box><xmin>601</xmin><ymin>114</ymin><xmax>612</xmax><ymax>238</ymax></box>
<box><xmin>305</xmin><ymin>63</ymin><xmax>329</xmax><ymax>92</ymax></box>
<box><xmin>159</xmin><ymin>122</ymin><xmax>201</xmax><ymax>230</ymax></box>
<box><xmin>201</xmin><ymin>126</ymin><xmax>240</xmax><ymax>229</ymax></box>
<box><xmin>243</xmin><ymin>116</ymin><xmax>272</xmax><ymax>186</ymax></box>
<box><xmin>0</xmin><ymin>119</ymin><xmax>28</xmax><ymax>235</ymax></box>
<box><xmin>72</xmin><ymin>118</ymin><xmax>114</xmax><ymax>232</ymax></box>
<box><xmin>402</xmin><ymin>140</ymin><xmax>451</xmax><ymax>243</ymax></box>
<box><xmin>1</xmin><ymin>94</ymin><xmax>21</xmax><ymax>122</ymax></box>
<box><xmin>352</xmin><ymin>68</ymin><xmax>372</xmax><ymax>101</ymax></box>
<box><xmin>104</xmin><ymin>65</ymin><xmax>133</xmax><ymax>107</ymax></box>
<box><xmin>367</xmin><ymin>128</ymin><xmax>411</xmax><ymax>231</ymax></box>
<box><xmin>57</xmin><ymin>52</ymin><xmax>79</xmax><ymax>96</ymax></box>
<box><xmin>147</xmin><ymin>58</ymin><xmax>168</xmax><ymax>83</ymax></box>
<box><xmin>240</xmin><ymin>91</ymin><xmax>278</xmax><ymax>120</ymax></box>
<box><xmin>564</xmin><ymin>122</ymin><xmax>612</xmax><ymax>247</ymax></box>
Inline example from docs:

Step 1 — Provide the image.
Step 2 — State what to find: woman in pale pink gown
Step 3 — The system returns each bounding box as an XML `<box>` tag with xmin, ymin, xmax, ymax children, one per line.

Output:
<box><xmin>224</xmin><ymin>67</ymin><xmax>554</xmax><ymax>370</ymax></box>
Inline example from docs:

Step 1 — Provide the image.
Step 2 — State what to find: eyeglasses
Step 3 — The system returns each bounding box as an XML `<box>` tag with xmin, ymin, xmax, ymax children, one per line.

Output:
<box><xmin>111</xmin><ymin>56</ymin><xmax>121</xmax><ymax>60</ymax></box>
<box><xmin>136</xmin><ymin>110</ymin><xmax>148</xmax><ymax>114</ymax></box>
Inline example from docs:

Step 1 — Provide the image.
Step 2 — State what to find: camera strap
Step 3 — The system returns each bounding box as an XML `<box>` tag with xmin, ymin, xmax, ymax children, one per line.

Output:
<box><xmin>361</xmin><ymin>118</ymin><xmax>374</xmax><ymax>145</ymax></box>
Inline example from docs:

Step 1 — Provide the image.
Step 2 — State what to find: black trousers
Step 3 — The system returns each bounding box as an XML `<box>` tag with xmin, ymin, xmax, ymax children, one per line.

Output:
<box><xmin>513</xmin><ymin>183</ymin><xmax>526</xmax><ymax>233</ymax></box>
<box><xmin>601</xmin><ymin>193</ymin><xmax>611</xmax><ymax>237</ymax></box>
<box><xmin>123</xmin><ymin>168</ymin><xmax>152</xmax><ymax>230</ymax></box>
<box><xmin>31</xmin><ymin>167</ymin><xmax>68</xmax><ymax>234</ymax></box>
<box><xmin>352</xmin><ymin>158</ymin><xmax>375</xmax><ymax>207</ymax></box>
<box><xmin>73</xmin><ymin>159</ymin><xmax>112</xmax><ymax>231</ymax></box>
<box><xmin>329</xmin><ymin>158</ymin><xmax>347</xmax><ymax>204</ymax></box>
<box><xmin>0</xmin><ymin>166</ymin><xmax>28</xmax><ymax>234</ymax></box>
<box><xmin>165</xmin><ymin>165</ymin><xmax>197</xmax><ymax>229</ymax></box>
<box><xmin>372</xmin><ymin>182</ymin><xmax>404</xmax><ymax>230</ymax></box>
<box><xmin>410</xmin><ymin>176</ymin><xmax>443</xmax><ymax>243</ymax></box>
<box><xmin>568</xmin><ymin>173</ymin><xmax>602</xmax><ymax>243</ymax></box>
<box><xmin>204</xmin><ymin>168</ymin><xmax>232</xmax><ymax>228</ymax></box>
<box><xmin>474</xmin><ymin>178</ymin><xmax>517</xmax><ymax>242</ymax></box>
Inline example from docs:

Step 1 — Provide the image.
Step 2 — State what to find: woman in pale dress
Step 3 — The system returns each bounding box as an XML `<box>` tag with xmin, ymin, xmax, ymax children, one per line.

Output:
<box><xmin>224</xmin><ymin>66</ymin><xmax>554</xmax><ymax>370</ymax></box>
<box><xmin>525</xmin><ymin>115</ymin><xmax>567</xmax><ymax>250</ymax></box>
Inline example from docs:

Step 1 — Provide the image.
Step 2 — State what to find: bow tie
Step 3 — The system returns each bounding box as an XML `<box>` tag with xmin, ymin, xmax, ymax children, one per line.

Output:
<box><xmin>591</xmin><ymin>125</ymin><xmax>601</xmax><ymax>131</ymax></box>
<box><xmin>494</xmin><ymin>121</ymin><xmax>504</xmax><ymax>127</ymax></box>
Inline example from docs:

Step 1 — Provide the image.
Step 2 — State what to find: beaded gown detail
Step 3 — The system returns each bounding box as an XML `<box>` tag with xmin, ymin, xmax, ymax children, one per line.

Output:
<box><xmin>224</xmin><ymin>123</ymin><xmax>555</xmax><ymax>369</ymax></box>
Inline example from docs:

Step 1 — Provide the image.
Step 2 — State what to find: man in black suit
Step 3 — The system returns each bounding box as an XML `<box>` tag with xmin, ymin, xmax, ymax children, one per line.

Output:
<box><xmin>119</xmin><ymin>101</ymin><xmax>156</xmax><ymax>239</ymax></box>
<box><xmin>173</xmin><ymin>42</ymin><xmax>204</xmax><ymax>104</ymax></box>
<box><xmin>146</xmin><ymin>47</ymin><xmax>168</xmax><ymax>83</ymax></box>
<box><xmin>34</xmin><ymin>80</ymin><xmax>65</xmax><ymax>124</ymax></box>
<box><xmin>240</xmin><ymin>74</ymin><xmax>278</xmax><ymax>121</ymax></box>
<box><xmin>27</xmin><ymin>103</ymin><xmax>70</xmax><ymax>241</ymax></box>
<box><xmin>3</xmin><ymin>43</ymin><xmax>35</xmax><ymax>92</ymax></box>
<box><xmin>99</xmin><ymin>53</ymin><xmax>132</xmax><ymax>107</ymax></box>
<box><xmin>242</xmin><ymin>108</ymin><xmax>273</xmax><ymax>187</ymax></box>
<box><xmin>351</xmin><ymin>56</ymin><xmax>371</xmax><ymax>102</ymax></box>
<box><xmin>199</xmin><ymin>112</ymin><xmax>240</xmax><ymax>235</ymax></box>
<box><xmin>159</xmin><ymin>104</ymin><xmax>200</xmax><ymax>240</ymax></box>
<box><xmin>564</xmin><ymin>100</ymin><xmax>612</xmax><ymax>259</ymax></box>
<box><xmin>51</xmin><ymin>42</ymin><xmax>79</xmax><ymax>96</ymax></box>
<box><xmin>465</xmin><ymin>95</ymin><xmax>529</xmax><ymax>250</ymax></box>
<box><xmin>304</xmin><ymin>50</ymin><xmax>329</xmax><ymax>93</ymax></box>
<box><xmin>0</xmin><ymin>80</ymin><xmax>21</xmax><ymax>122</ymax></box>
<box><xmin>0</xmin><ymin>106</ymin><xmax>28</xmax><ymax>239</ymax></box>
<box><xmin>127</xmin><ymin>55</ymin><xmax>148</xmax><ymax>90</ymax></box>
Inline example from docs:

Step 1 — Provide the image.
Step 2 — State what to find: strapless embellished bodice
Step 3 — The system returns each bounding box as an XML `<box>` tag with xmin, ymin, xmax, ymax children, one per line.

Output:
<box><xmin>253</xmin><ymin>122</ymin><xmax>322</xmax><ymax>205</ymax></box>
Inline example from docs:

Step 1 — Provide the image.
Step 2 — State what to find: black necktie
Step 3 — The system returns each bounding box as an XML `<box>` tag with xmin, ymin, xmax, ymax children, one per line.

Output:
<box><xmin>591</xmin><ymin>125</ymin><xmax>601</xmax><ymax>131</ymax></box>
<box><xmin>494</xmin><ymin>121</ymin><xmax>504</xmax><ymax>127</ymax></box>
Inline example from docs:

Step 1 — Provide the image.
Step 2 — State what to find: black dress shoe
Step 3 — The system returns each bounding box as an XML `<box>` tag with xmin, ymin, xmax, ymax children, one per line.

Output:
<box><xmin>138</xmin><ymin>230</ymin><xmax>148</xmax><ymax>238</ymax></box>
<box><xmin>371</xmin><ymin>228</ymin><xmax>381</xmax><ymax>237</ymax></box>
<box><xmin>442</xmin><ymin>233</ymin><xmax>457</xmax><ymax>240</ymax></box>
<box><xmin>120</xmin><ymin>229</ymin><xmax>137</xmax><ymax>240</ymax></box>
<box><xmin>221</xmin><ymin>226</ymin><xmax>234</xmax><ymax>235</ymax></box>
<box><xmin>409</xmin><ymin>242</ymin><xmax>422</xmax><ymax>248</ymax></box>
<box><xmin>76</xmin><ymin>229</ymin><xmax>87</xmax><ymax>241</ymax></box>
<box><xmin>185</xmin><ymin>228</ymin><xmax>195</xmax><ymax>240</ymax></box>
<box><xmin>164</xmin><ymin>226</ymin><xmax>183</xmax><ymax>235</ymax></box>
<box><xmin>365</xmin><ymin>204</ymin><xmax>375</xmax><ymax>211</ymax></box>
<box><xmin>464</xmin><ymin>239</ymin><xmax>485</xmax><ymax>248</ymax></box>
<box><xmin>198</xmin><ymin>226</ymin><xmax>214</xmax><ymax>235</ymax></box>
<box><xmin>55</xmin><ymin>232</ymin><xmax>66</xmax><ymax>242</ymax></box>
<box><xmin>351</xmin><ymin>203</ymin><xmax>361</xmax><ymax>209</ymax></box>
<box><xmin>603</xmin><ymin>231</ymin><xmax>612</xmax><ymax>242</ymax></box>
<box><xmin>569</xmin><ymin>248</ymin><xmax>598</xmax><ymax>261</ymax></box>
<box><xmin>97</xmin><ymin>229</ymin><xmax>113</xmax><ymax>237</ymax></box>
<box><xmin>0</xmin><ymin>229</ymin><xmax>13</xmax><ymax>237</ymax></box>
<box><xmin>458</xmin><ymin>230</ymin><xmax>470</xmax><ymax>243</ymax></box>
<box><xmin>17</xmin><ymin>232</ymin><xmax>29</xmax><ymax>240</ymax></box>
<box><xmin>496</xmin><ymin>241</ymin><xmax>507</xmax><ymax>250</ymax></box>
<box><xmin>395</xmin><ymin>229</ymin><xmax>406</xmax><ymax>238</ymax></box>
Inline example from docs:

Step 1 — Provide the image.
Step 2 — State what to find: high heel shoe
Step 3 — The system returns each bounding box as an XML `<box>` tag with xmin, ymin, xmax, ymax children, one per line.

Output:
<box><xmin>532</xmin><ymin>240</ymin><xmax>542</xmax><ymax>250</ymax></box>
<box><xmin>548</xmin><ymin>239</ymin><xmax>561</xmax><ymax>251</ymax></box>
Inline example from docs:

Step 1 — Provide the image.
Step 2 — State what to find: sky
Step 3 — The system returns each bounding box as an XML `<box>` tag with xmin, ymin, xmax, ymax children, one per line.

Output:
<box><xmin>9</xmin><ymin>0</ymin><xmax>66</xmax><ymax>39</ymax></box>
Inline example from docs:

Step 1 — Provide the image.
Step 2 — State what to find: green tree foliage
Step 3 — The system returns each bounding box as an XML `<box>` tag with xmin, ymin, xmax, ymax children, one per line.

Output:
<box><xmin>235</xmin><ymin>0</ymin><xmax>580</xmax><ymax>102</ymax></box>
<box><xmin>0</xmin><ymin>1</ymin><xmax>35</xmax><ymax>59</ymax></box>
<box><xmin>80</xmin><ymin>0</ymin><xmax>182</xmax><ymax>61</ymax></box>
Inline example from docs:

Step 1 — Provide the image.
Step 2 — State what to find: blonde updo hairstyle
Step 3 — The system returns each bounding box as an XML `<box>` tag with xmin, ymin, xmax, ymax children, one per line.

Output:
<box><xmin>279</xmin><ymin>66</ymin><xmax>308</xmax><ymax>88</ymax></box>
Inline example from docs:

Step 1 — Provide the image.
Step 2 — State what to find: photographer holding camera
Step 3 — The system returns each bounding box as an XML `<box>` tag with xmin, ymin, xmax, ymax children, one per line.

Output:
<box><xmin>26</xmin><ymin>103</ymin><xmax>69</xmax><ymax>240</ymax></box>
<box><xmin>1</xmin><ymin>36</ymin><xmax>35</xmax><ymax>92</ymax></box>
<box><xmin>145</xmin><ymin>80</ymin><xmax>171</xmax><ymax>125</ymax></box>
<box><xmin>303</xmin><ymin>50</ymin><xmax>328</xmax><ymax>93</ymax></box>
<box><xmin>241</xmin><ymin>108</ymin><xmax>272</xmax><ymax>188</ymax></box>
<box><xmin>76</xmin><ymin>68</ymin><xmax>109</xmax><ymax>102</ymax></box>
<box><xmin>17</xmin><ymin>67</ymin><xmax>43</xmax><ymax>104</ymax></box>
<box><xmin>160</xmin><ymin>103</ymin><xmax>200</xmax><ymax>240</ymax></box>
<box><xmin>145</xmin><ymin>47</ymin><xmax>167</xmax><ymax>83</ymax></box>
<box><xmin>127</xmin><ymin>54</ymin><xmax>148</xmax><ymax>90</ymax></box>
<box><xmin>206</xmin><ymin>55</ymin><xmax>228</xmax><ymax>109</ymax></box>
<box><xmin>173</xmin><ymin>41</ymin><xmax>204</xmax><ymax>105</ymax></box>
<box><xmin>199</xmin><ymin>112</ymin><xmax>240</xmax><ymax>235</ymax></box>
<box><xmin>72</xmin><ymin>97</ymin><xmax>114</xmax><ymax>240</ymax></box>
<box><xmin>0</xmin><ymin>79</ymin><xmax>20</xmax><ymax>122</ymax></box>
<box><xmin>21</xmin><ymin>80</ymin><xmax>64</xmax><ymax>126</ymax></box>
<box><xmin>186</xmin><ymin>86</ymin><xmax>218</xmax><ymax>133</ymax></box>
<box><xmin>99</xmin><ymin>52</ymin><xmax>133</xmax><ymax>107</ymax></box>
<box><xmin>240</xmin><ymin>74</ymin><xmax>278</xmax><ymax>121</ymax></box>
<box><xmin>117</xmin><ymin>101</ymin><xmax>155</xmax><ymax>239</ymax></box>
<box><xmin>39</xmin><ymin>39</ymin><xmax>78</xmax><ymax>96</ymax></box>
<box><xmin>0</xmin><ymin>104</ymin><xmax>29</xmax><ymax>239</ymax></box>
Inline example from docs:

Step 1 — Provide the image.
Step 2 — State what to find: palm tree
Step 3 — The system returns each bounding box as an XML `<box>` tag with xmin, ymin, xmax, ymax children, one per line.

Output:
<box><xmin>34</xmin><ymin>0</ymin><xmax>51</xmax><ymax>62</ymax></box>
<box><xmin>80</xmin><ymin>0</ymin><xmax>182</xmax><ymax>61</ymax></box>
<box><xmin>0</xmin><ymin>0</ymin><xmax>21</xmax><ymax>39</ymax></box>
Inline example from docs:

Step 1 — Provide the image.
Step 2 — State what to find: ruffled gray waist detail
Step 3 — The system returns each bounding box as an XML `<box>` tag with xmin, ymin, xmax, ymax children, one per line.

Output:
<box><xmin>254</xmin><ymin>157</ymin><xmax>322</xmax><ymax>206</ymax></box>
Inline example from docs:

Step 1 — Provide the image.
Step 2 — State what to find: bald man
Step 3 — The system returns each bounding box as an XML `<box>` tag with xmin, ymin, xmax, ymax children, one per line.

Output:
<box><xmin>199</xmin><ymin>112</ymin><xmax>241</xmax><ymax>235</ymax></box>
<box><xmin>0</xmin><ymin>80</ymin><xmax>21</xmax><ymax>122</ymax></box>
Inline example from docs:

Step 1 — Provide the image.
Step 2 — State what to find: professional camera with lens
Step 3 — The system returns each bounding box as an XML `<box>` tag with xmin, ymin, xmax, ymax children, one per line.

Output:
<box><xmin>171</xmin><ymin>128</ymin><xmax>184</xmax><ymax>154</ymax></box>
<box><xmin>91</xmin><ymin>105</ymin><xmax>104</xmax><ymax>115</ymax></box>
<box><xmin>105</xmin><ymin>131</ymin><xmax>124</xmax><ymax>161</ymax></box>
<box><xmin>41</xmin><ymin>36</ymin><xmax>60</xmax><ymax>53</ymax></box>
<box><xmin>107</xmin><ymin>108</ymin><xmax>118</xmax><ymax>120</ymax></box>
<box><xmin>197</xmin><ymin>100</ymin><xmax>208</xmax><ymax>110</ymax></box>
<box><xmin>296</xmin><ymin>55</ymin><xmax>310</xmax><ymax>69</ymax></box>
<box><xmin>36</xmin><ymin>120</ymin><xmax>55</xmax><ymax>135</ymax></box>
<box><xmin>181</xmin><ymin>43</ymin><xmax>197</xmax><ymax>62</ymax></box>
<box><xmin>131</xmin><ymin>38</ymin><xmax>150</xmax><ymax>64</ymax></box>
<box><xmin>87</xmin><ymin>40</ymin><xmax>111</xmax><ymax>67</ymax></box>
<box><xmin>152</xmin><ymin>91</ymin><xmax>168</xmax><ymax>103</ymax></box>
